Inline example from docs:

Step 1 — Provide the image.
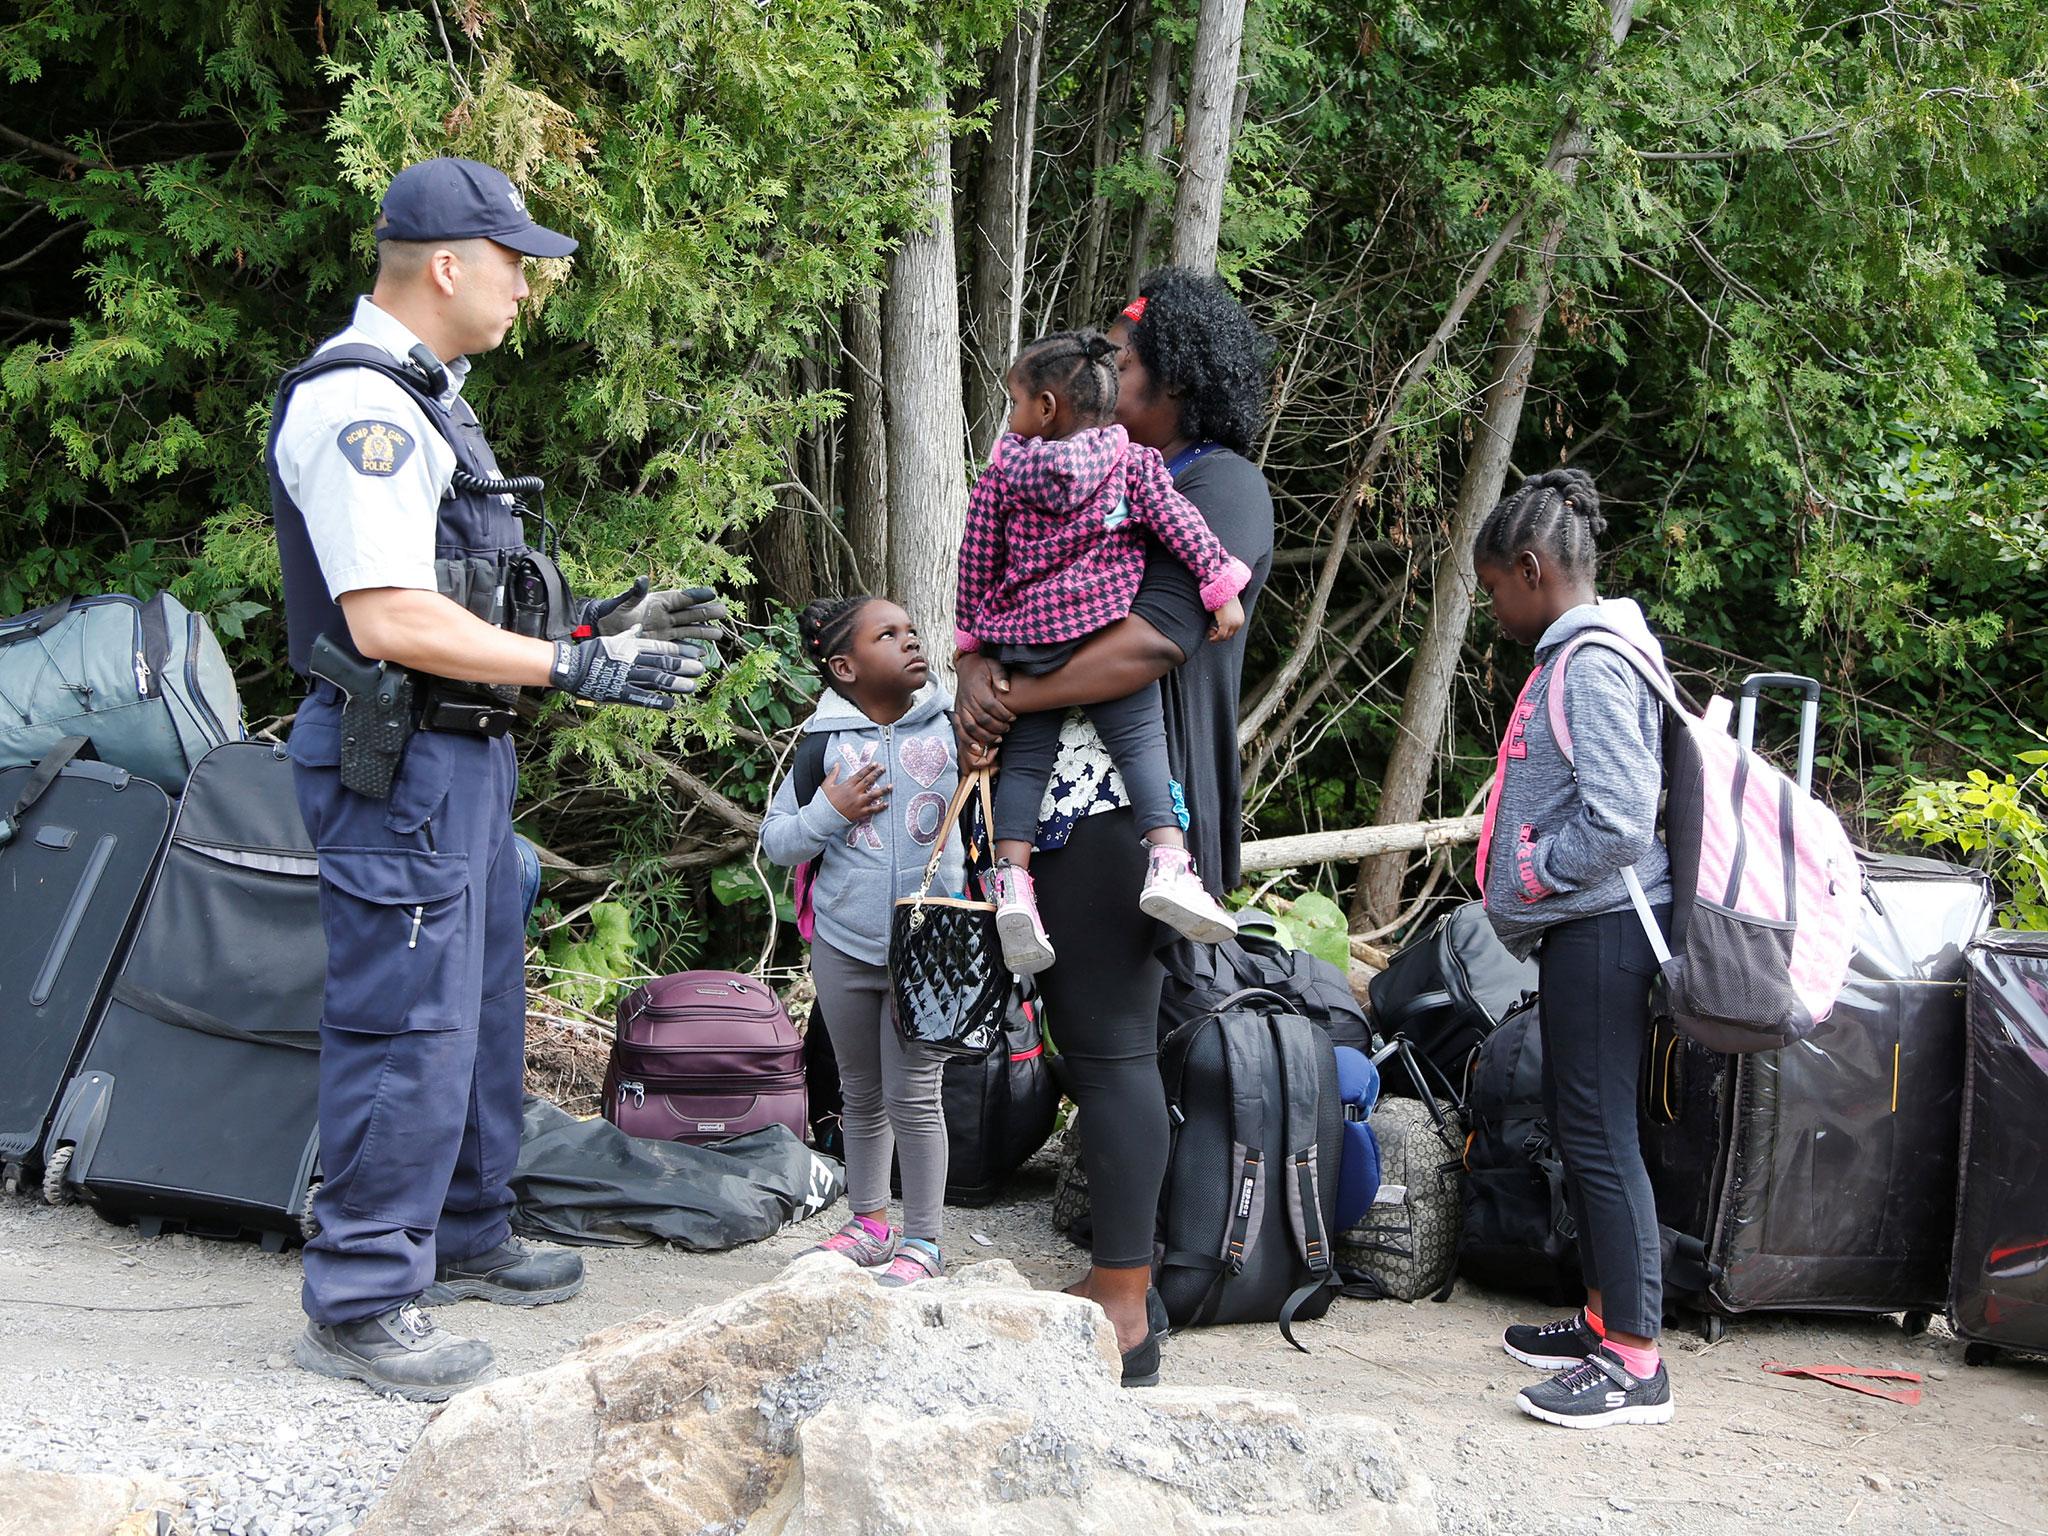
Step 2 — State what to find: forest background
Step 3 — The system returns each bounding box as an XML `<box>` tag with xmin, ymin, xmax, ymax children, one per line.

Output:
<box><xmin>4</xmin><ymin>0</ymin><xmax>2045</xmax><ymax>1005</ymax></box>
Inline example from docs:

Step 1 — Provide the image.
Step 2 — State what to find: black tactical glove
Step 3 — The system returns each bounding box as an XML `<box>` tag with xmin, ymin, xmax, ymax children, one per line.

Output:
<box><xmin>549</xmin><ymin>631</ymin><xmax>704</xmax><ymax>710</ymax></box>
<box><xmin>575</xmin><ymin>580</ymin><xmax>728</xmax><ymax>648</ymax></box>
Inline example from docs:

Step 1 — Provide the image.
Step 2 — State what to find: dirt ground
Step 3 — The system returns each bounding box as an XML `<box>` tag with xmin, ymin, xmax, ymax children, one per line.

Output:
<box><xmin>3</xmin><ymin>1147</ymin><xmax>2045</xmax><ymax>1536</ymax></box>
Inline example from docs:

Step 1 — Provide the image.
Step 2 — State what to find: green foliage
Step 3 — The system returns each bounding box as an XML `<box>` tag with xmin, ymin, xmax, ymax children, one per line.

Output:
<box><xmin>539</xmin><ymin>899</ymin><xmax>643</xmax><ymax>1011</ymax></box>
<box><xmin>1890</xmin><ymin>750</ymin><xmax>2048</xmax><ymax>929</ymax></box>
<box><xmin>1278</xmin><ymin>890</ymin><xmax>1354</xmax><ymax>972</ymax></box>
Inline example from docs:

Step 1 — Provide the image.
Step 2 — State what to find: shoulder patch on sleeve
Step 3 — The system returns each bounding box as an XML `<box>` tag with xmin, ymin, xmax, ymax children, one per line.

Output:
<box><xmin>336</xmin><ymin>419</ymin><xmax>417</xmax><ymax>477</ymax></box>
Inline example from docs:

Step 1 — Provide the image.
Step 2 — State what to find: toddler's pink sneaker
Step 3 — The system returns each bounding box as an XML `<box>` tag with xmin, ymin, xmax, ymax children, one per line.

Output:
<box><xmin>1138</xmin><ymin>845</ymin><xmax>1238</xmax><ymax>944</ymax></box>
<box><xmin>987</xmin><ymin>861</ymin><xmax>1056</xmax><ymax>975</ymax></box>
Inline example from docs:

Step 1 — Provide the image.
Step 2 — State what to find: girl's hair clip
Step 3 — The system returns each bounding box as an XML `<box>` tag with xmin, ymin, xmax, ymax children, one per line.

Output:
<box><xmin>1121</xmin><ymin>295</ymin><xmax>1149</xmax><ymax>324</ymax></box>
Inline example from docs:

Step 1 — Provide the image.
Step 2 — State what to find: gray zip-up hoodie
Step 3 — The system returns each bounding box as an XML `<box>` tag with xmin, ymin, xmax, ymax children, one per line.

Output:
<box><xmin>1481</xmin><ymin>598</ymin><xmax>1673</xmax><ymax>960</ymax></box>
<box><xmin>759</xmin><ymin>683</ymin><xmax>964</xmax><ymax>968</ymax></box>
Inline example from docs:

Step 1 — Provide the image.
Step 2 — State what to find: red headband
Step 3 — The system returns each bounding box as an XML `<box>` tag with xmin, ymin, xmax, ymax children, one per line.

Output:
<box><xmin>1121</xmin><ymin>295</ymin><xmax>1148</xmax><ymax>324</ymax></box>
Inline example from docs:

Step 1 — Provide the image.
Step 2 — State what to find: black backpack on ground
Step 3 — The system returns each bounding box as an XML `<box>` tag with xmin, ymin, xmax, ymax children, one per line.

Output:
<box><xmin>1161</xmin><ymin>934</ymin><xmax>1371</xmax><ymax>1053</ymax></box>
<box><xmin>1369</xmin><ymin>902</ymin><xmax>1537</xmax><ymax>1098</ymax></box>
<box><xmin>1459</xmin><ymin>998</ymin><xmax>1583</xmax><ymax>1305</ymax></box>
<box><xmin>1157</xmin><ymin>987</ymin><xmax>1344</xmax><ymax>1348</ymax></box>
<box><xmin>1462</xmin><ymin>996</ymin><xmax>1714</xmax><ymax>1310</ymax></box>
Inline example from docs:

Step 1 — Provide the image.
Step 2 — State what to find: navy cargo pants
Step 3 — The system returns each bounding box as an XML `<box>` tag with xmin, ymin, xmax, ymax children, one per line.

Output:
<box><xmin>288</xmin><ymin>682</ymin><xmax>525</xmax><ymax>1326</ymax></box>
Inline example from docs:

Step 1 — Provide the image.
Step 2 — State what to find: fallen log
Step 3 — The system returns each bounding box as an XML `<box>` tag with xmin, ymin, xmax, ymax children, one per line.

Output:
<box><xmin>1238</xmin><ymin>815</ymin><xmax>1483</xmax><ymax>874</ymax></box>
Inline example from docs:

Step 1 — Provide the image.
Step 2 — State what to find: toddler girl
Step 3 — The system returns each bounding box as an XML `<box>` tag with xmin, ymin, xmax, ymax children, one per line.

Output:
<box><xmin>956</xmin><ymin>329</ymin><xmax>1248</xmax><ymax>975</ymax></box>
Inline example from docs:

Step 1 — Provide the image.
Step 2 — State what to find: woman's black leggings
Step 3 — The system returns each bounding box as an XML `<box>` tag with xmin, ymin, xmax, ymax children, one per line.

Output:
<box><xmin>1031</xmin><ymin>807</ymin><xmax>1168</xmax><ymax>1270</ymax></box>
<box><xmin>1537</xmin><ymin>905</ymin><xmax>1670</xmax><ymax>1339</ymax></box>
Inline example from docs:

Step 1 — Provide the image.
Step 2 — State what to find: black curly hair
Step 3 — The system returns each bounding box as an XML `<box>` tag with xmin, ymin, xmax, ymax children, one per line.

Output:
<box><xmin>797</xmin><ymin>594</ymin><xmax>876</xmax><ymax>698</ymax></box>
<box><xmin>1472</xmin><ymin>467</ymin><xmax>1607</xmax><ymax>580</ymax></box>
<box><xmin>1121</xmin><ymin>267</ymin><xmax>1276</xmax><ymax>454</ymax></box>
<box><xmin>1012</xmin><ymin>329</ymin><xmax>1121</xmax><ymax>426</ymax></box>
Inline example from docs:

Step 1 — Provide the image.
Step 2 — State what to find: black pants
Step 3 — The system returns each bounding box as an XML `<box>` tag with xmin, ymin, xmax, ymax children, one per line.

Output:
<box><xmin>1537</xmin><ymin>905</ymin><xmax>1669</xmax><ymax>1339</ymax></box>
<box><xmin>990</xmin><ymin>684</ymin><xmax>1178</xmax><ymax>847</ymax></box>
<box><xmin>1031</xmin><ymin>808</ymin><xmax>1168</xmax><ymax>1269</ymax></box>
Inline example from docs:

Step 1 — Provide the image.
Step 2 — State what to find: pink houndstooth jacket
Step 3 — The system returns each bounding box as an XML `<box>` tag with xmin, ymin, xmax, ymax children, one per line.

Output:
<box><xmin>954</xmin><ymin>424</ymin><xmax>1251</xmax><ymax>652</ymax></box>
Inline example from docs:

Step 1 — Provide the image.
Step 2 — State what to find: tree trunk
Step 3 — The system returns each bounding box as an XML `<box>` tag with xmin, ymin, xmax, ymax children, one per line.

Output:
<box><xmin>842</xmin><ymin>288</ymin><xmax>888</xmax><ymax>591</ymax></box>
<box><xmin>1126</xmin><ymin>14</ymin><xmax>1178</xmax><ymax>296</ymax></box>
<box><xmin>966</xmin><ymin>9</ymin><xmax>1046</xmax><ymax>455</ymax></box>
<box><xmin>1352</xmin><ymin>0</ymin><xmax>1636</xmax><ymax>926</ymax></box>
<box><xmin>752</xmin><ymin>483</ymin><xmax>815</xmax><ymax>618</ymax></box>
<box><xmin>1354</xmin><ymin>226</ymin><xmax>1570</xmax><ymax>925</ymax></box>
<box><xmin>1168</xmin><ymin>0</ymin><xmax>1247</xmax><ymax>274</ymax></box>
<box><xmin>883</xmin><ymin>92</ymin><xmax>971</xmax><ymax>668</ymax></box>
<box><xmin>1071</xmin><ymin>6</ymin><xmax>1134</xmax><ymax>327</ymax></box>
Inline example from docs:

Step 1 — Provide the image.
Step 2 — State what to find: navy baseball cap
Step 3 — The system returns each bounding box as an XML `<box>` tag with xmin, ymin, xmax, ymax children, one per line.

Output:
<box><xmin>375</xmin><ymin>156</ymin><xmax>578</xmax><ymax>258</ymax></box>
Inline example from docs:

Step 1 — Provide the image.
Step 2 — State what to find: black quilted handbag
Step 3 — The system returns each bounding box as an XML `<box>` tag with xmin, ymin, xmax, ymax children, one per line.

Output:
<box><xmin>889</xmin><ymin>770</ymin><xmax>1006</xmax><ymax>1058</ymax></box>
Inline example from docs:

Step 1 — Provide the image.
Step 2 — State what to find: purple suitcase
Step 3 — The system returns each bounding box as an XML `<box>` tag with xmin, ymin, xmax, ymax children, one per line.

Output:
<box><xmin>603</xmin><ymin>970</ymin><xmax>808</xmax><ymax>1145</ymax></box>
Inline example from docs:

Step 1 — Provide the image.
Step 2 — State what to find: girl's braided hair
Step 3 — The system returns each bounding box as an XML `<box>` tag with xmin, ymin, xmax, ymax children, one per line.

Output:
<box><xmin>1473</xmin><ymin>467</ymin><xmax>1607</xmax><ymax>580</ymax></box>
<box><xmin>1012</xmin><ymin>329</ymin><xmax>1121</xmax><ymax>426</ymax></box>
<box><xmin>797</xmin><ymin>594</ymin><xmax>874</xmax><ymax>698</ymax></box>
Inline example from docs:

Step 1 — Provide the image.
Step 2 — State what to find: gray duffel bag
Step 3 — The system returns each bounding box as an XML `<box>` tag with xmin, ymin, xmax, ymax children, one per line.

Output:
<box><xmin>0</xmin><ymin>592</ymin><xmax>243</xmax><ymax>794</ymax></box>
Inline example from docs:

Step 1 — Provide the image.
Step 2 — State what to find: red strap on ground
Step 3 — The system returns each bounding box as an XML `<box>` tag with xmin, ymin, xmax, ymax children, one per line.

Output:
<box><xmin>1761</xmin><ymin>1362</ymin><xmax>1923</xmax><ymax>1405</ymax></box>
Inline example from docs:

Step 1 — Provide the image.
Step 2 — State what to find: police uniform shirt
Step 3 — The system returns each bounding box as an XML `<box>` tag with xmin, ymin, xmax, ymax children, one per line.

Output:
<box><xmin>273</xmin><ymin>296</ymin><xmax>474</xmax><ymax>599</ymax></box>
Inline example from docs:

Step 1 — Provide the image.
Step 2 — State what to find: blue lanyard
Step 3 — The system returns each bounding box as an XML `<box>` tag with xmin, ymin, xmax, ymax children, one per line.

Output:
<box><xmin>1166</xmin><ymin>440</ymin><xmax>1222</xmax><ymax>477</ymax></box>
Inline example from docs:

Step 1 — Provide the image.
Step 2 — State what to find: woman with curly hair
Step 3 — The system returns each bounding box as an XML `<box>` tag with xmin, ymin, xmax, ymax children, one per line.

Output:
<box><xmin>954</xmin><ymin>267</ymin><xmax>1276</xmax><ymax>1387</ymax></box>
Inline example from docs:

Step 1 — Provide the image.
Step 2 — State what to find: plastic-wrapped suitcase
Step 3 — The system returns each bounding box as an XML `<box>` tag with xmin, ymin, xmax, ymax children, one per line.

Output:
<box><xmin>1643</xmin><ymin>849</ymin><xmax>1994</xmax><ymax>1331</ymax></box>
<box><xmin>43</xmin><ymin>740</ymin><xmax>325</xmax><ymax>1248</ymax></box>
<box><xmin>0</xmin><ymin>740</ymin><xmax>172</xmax><ymax>1194</ymax></box>
<box><xmin>1950</xmin><ymin>929</ymin><xmax>2048</xmax><ymax>1366</ymax></box>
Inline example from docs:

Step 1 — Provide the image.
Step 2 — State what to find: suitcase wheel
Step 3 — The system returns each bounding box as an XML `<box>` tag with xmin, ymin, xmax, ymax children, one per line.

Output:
<box><xmin>1964</xmin><ymin>1342</ymin><xmax>2000</xmax><ymax>1368</ymax></box>
<box><xmin>41</xmin><ymin>1144</ymin><xmax>75</xmax><ymax>1206</ymax></box>
<box><xmin>1699</xmin><ymin>1313</ymin><xmax>1727</xmax><ymax>1345</ymax></box>
<box><xmin>1900</xmin><ymin>1310</ymin><xmax>1932</xmax><ymax>1338</ymax></box>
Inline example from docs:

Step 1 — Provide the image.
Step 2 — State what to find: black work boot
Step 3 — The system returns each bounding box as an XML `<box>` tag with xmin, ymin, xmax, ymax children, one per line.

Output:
<box><xmin>294</xmin><ymin>1302</ymin><xmax>493</xmax><ymax>1401</ymax></box>
<box><xmin>420</xmin><ymin>1235</ymin><xmax>586</xmax><ymax>1307</ymax></box>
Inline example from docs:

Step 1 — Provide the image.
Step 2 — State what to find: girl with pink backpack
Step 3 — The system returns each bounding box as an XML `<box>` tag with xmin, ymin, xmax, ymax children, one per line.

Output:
<box><xmin>1471</xmin><ymin>467</ymin><xmax>1679</xmax><ymax>1429</ymax></box>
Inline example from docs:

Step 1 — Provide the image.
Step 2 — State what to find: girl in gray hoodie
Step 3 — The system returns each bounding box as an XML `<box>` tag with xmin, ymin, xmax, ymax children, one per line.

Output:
<box><xmin>1471</xmin><ymin>468</ymin><xmax>1677</xmax><ymax>1431</ymax></box>
<box><xmin>760</xmin><ymin>596</ymin><xmax>963</xmax><ymax>1288</ymax></box>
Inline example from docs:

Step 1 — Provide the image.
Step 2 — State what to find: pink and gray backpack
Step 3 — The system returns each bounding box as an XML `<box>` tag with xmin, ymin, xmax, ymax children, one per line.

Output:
<box><xmin>1541</xmin><ymin>633</ymin><xmax>1861</xmax><ymax>1053</ymax></box>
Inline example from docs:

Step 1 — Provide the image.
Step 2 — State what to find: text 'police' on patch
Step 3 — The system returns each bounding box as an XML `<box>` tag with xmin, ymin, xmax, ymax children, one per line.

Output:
<box><xmin>337</xmin><ymin>419</ymin><xmax>415</xmax><ymax>477</ymax></box>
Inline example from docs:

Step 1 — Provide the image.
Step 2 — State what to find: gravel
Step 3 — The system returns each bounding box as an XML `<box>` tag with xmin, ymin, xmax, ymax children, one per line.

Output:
<box><xmin>15</xmin><ymin>1364</ymin><xmax>430</xmax><ymax>1534</ymax></box>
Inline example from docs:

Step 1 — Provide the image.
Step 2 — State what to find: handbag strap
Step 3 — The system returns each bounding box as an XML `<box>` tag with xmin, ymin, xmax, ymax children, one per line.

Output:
<box><xmin>909</xmin><ymin>770</ymin><xmax>995</xmax><ymax>899</ymax></box>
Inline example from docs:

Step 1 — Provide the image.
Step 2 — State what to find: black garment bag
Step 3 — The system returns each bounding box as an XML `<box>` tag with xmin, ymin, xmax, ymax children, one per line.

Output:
<box><xmin>0</xmin><ymin>738</ymin><xmax>171</xmax><ymax>1192</ymax></box>
<box><xmin>45</xmin><ymin>740</ymin><xmax>326</xmax><ymax>1248</ymax></box>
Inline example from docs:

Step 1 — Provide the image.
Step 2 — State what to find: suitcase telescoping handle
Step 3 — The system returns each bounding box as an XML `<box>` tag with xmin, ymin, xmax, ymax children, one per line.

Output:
<box><xmin>1736</xmin><ymin>672</ymin><xmax>1821</xmax><ymax>794</ymax></box>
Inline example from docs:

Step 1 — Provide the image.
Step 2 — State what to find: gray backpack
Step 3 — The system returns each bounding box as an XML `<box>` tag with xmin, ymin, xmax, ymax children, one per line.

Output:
<box><xmin>0</xmin><ymin>593</ymin><xmax>243</xmax><ymax>794</ymax></box>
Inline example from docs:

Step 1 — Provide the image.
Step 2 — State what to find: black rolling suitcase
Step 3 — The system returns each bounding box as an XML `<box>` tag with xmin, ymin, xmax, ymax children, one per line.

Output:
<box><xmin>937</xmin><ymin>982</ymin><xmax>1056</xmax><ymax>1206</ymax></box>
<box><xmin>1643</xmin><ymin>848</ymin><xmax>1994</xmax><ymax>1334</ymax></box>
<box><xmin>1951</xmin><ymin>929</ymin><xmax>2048</xmax><ymax>1366</ymax></box>
<box><xmin>807</xmin><ymin>981</ymin><xmax>1057</xmax><ymax>1206</ymax></box>
<box><xmin>43</xmin><ymin>740</ymin><xmax>326</xmax><ymax>1248</ymax></box>
<box><xmin>0</xmin><ymin>739</ymin><xmax>172</xmax><ymax>1195</ymax></box>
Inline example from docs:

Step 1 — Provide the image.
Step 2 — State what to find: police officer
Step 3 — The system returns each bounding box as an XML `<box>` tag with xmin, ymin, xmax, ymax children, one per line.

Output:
<box><xmin>269</xmin><ymin>157</ymin><xmax>723</xmax><ymax>1398</ymax></box>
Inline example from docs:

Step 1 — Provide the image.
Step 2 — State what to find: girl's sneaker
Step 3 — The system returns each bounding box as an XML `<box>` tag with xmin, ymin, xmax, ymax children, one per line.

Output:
<box><xmin>988</xmin><ymin>862</ymin><xmax>1057</xmax><ymax>975</ymax></box>
<box><xmin>877</xmin><ymin>1238</ymin><xmax>943</xmax><ymax>1288</ymax></box>
<box><xmin>1516</xmin><ymin>1346</ymin><xmax>1674</xmax><ymax>1429</ymax></box>
<box><xmin>1503</xmin><ymin>1313</ymin><xmax>1602</xmax><ymax>1370</ymax></box>
<box><xmin>1137</xmin><ymin>846</ymin><xmax>1238</xmax><ymax>944</ymax></box>
<box><xmin>807</xmin><ymin>1218</ymin><xmax>898</xmax><ymax>1269</ymax></box>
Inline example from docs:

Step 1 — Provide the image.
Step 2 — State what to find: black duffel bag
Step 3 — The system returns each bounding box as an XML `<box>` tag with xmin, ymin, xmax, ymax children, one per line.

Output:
<box><xmin>1369</xmin><ymin>902</ymin><xmax>1537</xmax><ymax>1098</ymax></box>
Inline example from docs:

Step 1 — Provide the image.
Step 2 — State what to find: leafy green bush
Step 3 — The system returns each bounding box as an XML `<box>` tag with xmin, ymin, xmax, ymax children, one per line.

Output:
<box><xmin>1890</xmin><ymin>749</ymin><xmax>2048</xmax><ymax>929</ymax></box>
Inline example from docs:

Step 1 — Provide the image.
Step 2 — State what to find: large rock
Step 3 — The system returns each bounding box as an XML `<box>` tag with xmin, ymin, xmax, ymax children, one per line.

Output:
<box><xmin>359</xmin><ymin>1257</ymin><xmax>1435</xmax><ymax>1536</ymax></box>
<box><xmin>0</xmin><ymin>1463</ymin><xmax>185</xmax><ymax>1536</ymax></box>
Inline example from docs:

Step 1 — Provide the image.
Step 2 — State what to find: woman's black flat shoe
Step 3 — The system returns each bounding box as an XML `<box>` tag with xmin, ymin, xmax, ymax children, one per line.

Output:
<box><xmin>1121</xmin><ymin>1328</ymin><xmax>1161</xmax><ymax>1388</ymax></box>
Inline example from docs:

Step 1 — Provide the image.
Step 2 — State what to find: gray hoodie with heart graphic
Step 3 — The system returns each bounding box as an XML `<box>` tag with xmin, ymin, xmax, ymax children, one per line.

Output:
<box><xmin>760</xmin><ymin>682</ymin><xmax>964</xmax><ymax>967</ymax></box>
